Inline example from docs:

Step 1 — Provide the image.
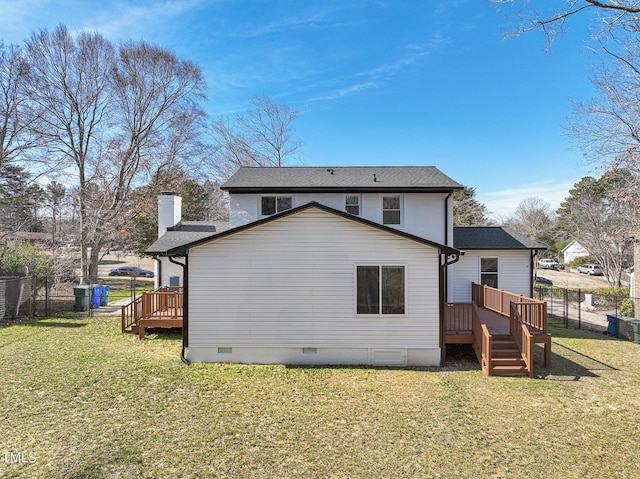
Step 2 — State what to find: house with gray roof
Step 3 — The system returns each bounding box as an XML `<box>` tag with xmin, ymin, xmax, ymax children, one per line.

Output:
<box><xmin>144</xmin><ymin>166</ymin><xmax>545</xmax><ymax>368</ymax></box>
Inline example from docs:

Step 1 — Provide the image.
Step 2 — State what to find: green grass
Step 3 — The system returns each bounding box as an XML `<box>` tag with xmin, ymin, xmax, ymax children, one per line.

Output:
<box><xmin>1</xmin><ymin>316</ymin><xmax>640</xmax><ymax>478</ymax></box>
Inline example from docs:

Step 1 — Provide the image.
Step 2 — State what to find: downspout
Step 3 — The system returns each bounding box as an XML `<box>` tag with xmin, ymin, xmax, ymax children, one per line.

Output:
<box><xmin>439</xmin><ymin>251</ymin><xmax>463</xmax><ymax>367</ymax></box>
<box><xmin>443</xmin><ymin>191</ymin><xmax>453</xmax><ymax>302</ymax></box>
<box><xmin>444</xmin><ymin>191</ymin><xmax>452</xmax><ymax>246</ymax></box>
<box><xmin>169</xmin><ymin>255</ymin><xmax>189</xmax><ymax>365</ymax></box>
<box><xmin>530</xmin><ymin>249</ymin><xmax>541</xmax><ymax>298</ymax></box>
<box><xmin>152</xmin><ymin>255</ymin><xmax>162</xmax><ymax>288</ymax></box>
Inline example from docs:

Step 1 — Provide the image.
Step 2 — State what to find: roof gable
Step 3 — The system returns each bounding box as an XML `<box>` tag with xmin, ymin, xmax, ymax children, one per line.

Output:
<box><xmin>453</xmin><ymin>227</ymin><xmax>546</xmax><ymax>250</ymax></box>
<box><xmin>222</xmin><ymin>166</ymin><xmax>463</xmax><ymax>193</ymax></box>
<box><xmin>166</xmin><ymin>202</ymin><xmax>461</xmax><ymax>257</ymax></box>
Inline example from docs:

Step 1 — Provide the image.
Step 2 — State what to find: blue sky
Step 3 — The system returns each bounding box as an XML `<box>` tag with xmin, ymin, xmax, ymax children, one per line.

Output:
<box><xmin>0</xmin><ymin>0</ymin><xmax>600</xmax><ymax>219</ymax></box>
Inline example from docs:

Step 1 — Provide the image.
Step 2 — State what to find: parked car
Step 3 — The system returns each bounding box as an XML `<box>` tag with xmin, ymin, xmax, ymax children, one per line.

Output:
<box><xmin>538</xmin><ymin>258</ymin><xmax>560</xmax><ymax>270</ymax></box>
<box><xmin>535</xmin><ymin>276</ymin><xmax>553</xmax><ymax>286</ymax></box>
<box><xmin>577</xmin><ymin>264</ymin><xmax>603</xmax><ymax>276</ymax></box>
<box><xmin>108</xmin><ymin>266</ymin><xmax>154</xmax><ymax>278</ymax></box>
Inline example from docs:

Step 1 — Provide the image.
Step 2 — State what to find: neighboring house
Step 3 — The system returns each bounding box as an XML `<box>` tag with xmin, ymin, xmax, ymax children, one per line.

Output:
<box><xmin>146</xmin><ymin>166</ymin><xmax>544</xmax><ymax>367</ymax></box>
<box><xmin>561</xmin><ymin>240</ymin><xmax>590</xmax><ymax>265</ymax></box>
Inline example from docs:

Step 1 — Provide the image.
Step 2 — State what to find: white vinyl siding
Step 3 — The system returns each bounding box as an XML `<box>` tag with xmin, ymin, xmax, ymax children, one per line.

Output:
<box><xmin>229</xmin><ymin>192</ymin><xmax>448</xmax><ymax>243</ymax></box>
<box><xmin>448</xmin><ymin>250</ymin><xmax>532</xmax><ymax>302</ymax></box>
<box><xmin>187</xmin><ymin>208</ymin><xmax>440</xmax><ymax>355</ymax></box>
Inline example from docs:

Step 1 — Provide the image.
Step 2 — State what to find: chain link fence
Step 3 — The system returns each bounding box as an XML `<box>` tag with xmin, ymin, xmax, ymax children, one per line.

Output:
<box><xmin>28</xmin><ymin>275</ymin><xmax>155</xmax><ymax>318</ymax></box>
<box><xmin>0</xmin><ymin>276</ymin><xmax>32</xmax><ymax>323</ymax></box>
<box><xmin>534</xmin><ymin>285</ymin><xmax>637</xmax><ymax>332</ymax></box>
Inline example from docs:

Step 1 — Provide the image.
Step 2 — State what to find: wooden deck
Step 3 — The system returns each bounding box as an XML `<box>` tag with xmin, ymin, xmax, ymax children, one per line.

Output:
<box><xmin>122</xmin><ymin>287</ymin><xmax>183</xmax><ymax>339</ymax></box>
<box><xmin>445</xmin><ymin>283</ymin><xmax>551</xmax><ymax>377</ymax></box>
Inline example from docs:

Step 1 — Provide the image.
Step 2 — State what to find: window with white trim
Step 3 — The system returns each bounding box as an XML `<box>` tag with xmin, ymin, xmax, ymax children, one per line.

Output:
<box><xmin>480</xmin><ymin>257</ymin><xmax>498</xmax><ymax>288</ymax></box>
<box><xmin>382</xmin><ymin>195</ymin><xmax>401</xmax><ymax>224</ymax></box>
<box><xmin>356</xmin><ymin>265</ymin><xmax>405</xmax><ymax>315</ymax></box>
<box><xmin>261</xmin><ymin>195</ymin><xmax>292</xmax><ymax>216</ymax></box>
<box><xmin>345</xmin><ymin>194</ymin><xmax>360</xmax><ymax>215</ymax></box>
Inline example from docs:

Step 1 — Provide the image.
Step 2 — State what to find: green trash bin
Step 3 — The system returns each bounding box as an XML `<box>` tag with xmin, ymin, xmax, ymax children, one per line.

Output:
<box><xmin>73</xmin><ymin>285</ymin><xmax>91</xmax><ymax>311</ymax></box>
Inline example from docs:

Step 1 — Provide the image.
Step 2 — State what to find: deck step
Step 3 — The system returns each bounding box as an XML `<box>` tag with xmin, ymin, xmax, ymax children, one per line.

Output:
<box><xmin>491</xmin><ymin>365</ymin><xmax>529</xmax><ymax>376</ymax></box>
<box><xmin>492</xmin><ymin>339</ymin><xmax>518</xmax><ymax>349</ymax></box>
<box><xmin>491</xmin><ymin>357</ymin><xmax>526</xmax><ymax>367</ymax></box>
<box><xmin>492</xmin><ymin>348</ymin><xmax>521</xmax><ymax>358</ymax></box>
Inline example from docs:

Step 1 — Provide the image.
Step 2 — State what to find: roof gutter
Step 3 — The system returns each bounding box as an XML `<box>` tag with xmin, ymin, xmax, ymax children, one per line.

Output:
<box><xmin>168</xmin><ymin>255</ymin><xmax>190</xmax><ymax>365</ymax></box>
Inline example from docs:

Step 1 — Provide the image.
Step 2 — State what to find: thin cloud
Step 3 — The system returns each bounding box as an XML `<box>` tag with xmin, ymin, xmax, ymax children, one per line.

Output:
<box><xmin>307</xmin><ymin>82</ymin><xmax>378</xmax><ymax>102</ymax></box>
<box><xmin>478</xmin><ymin>180</ymin><xmax>577</xmax><ymax>220</ymax></box>
<box><xmin>80</xmin><ymin>0</ymin><xmax>209</xmax><ymax>41</ymax></box>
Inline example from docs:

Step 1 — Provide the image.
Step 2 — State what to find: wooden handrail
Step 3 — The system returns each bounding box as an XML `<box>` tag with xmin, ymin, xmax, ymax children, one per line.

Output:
<box><xmin>121</xmin><ymin>288</ymin><xmax>184</xmax><ymax>332</ymax></box>
<box><xmin>471</xmin><ymin>303</ymin><xmax>492</xmax><ymax>375</ymax></box>
<box><xmin>472</xmin><ymin>282</ymin><xmax>547</xmax><ymax>333</ymax></box>
<box><xmin>510</xmin><ymin>302</ymin><xmax>534</xmax><ymax>378</ymax></box>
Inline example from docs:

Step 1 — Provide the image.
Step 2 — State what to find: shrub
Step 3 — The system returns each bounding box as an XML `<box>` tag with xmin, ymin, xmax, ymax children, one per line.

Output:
<box><xmin>620</xmin><ymin>298</ymin><xmax>635</xmax><ymax>317</ymax></box>
<box><xmin>570</xmin><ymin>256</ymin><xmax>595</xmax><ymax>268</ymax></box>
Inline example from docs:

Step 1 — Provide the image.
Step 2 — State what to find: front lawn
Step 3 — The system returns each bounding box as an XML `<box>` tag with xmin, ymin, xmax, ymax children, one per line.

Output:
<box><xmin>1</xmin><ymin>316</ymin><xmax>639</xmax><ymax>478</ymax></box>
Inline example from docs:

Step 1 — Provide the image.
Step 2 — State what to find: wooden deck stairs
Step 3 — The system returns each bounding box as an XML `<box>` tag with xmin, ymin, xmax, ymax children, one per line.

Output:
<box><xmin>446</xmin><ymin>283</ymin><xmax>551</xmax><ymax>377</ymax></box>
<box><xmin>121</xmin><ymin>287</ymin><xmax>183</xmax><ymax>339</ymax></box>
<box><xmin>488</xmin><ymin>335</ymin><xmax>528</xmax><ymax>376</ymax></box>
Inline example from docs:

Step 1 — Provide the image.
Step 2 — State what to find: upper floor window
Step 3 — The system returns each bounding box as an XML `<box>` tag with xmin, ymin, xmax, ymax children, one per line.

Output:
<box><xmin>382</xmin><ymin>195</ymin><xmax>401</xmax><ymax>225</ymax></box>
<box><xmin>261</xmin><ymin>196</ymin><xmax>292</xmax><ymax>216</ymax></box>
<box><xmin>480</xmin><ymin>257</ymin><xmax>498</xmax><ymax>288</ymax></box>
<box><xmin>345</xmin><ymin>194</ymin><xmax>360</xmax><ymax>215</ymax></box>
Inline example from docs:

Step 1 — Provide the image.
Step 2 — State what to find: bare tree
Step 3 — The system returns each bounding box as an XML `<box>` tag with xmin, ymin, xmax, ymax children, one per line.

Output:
<box><xmin>493</xmin><ymin>0</ymin><xmax>640</xmax><ymax>47</ymax></box>
<box><xmin>503</xmin><ymin>197</ymin><xmax>555</xmax><ymax>244</ymax></box>
<box><xmin>559</xmin><ymin>173</ymin><xmax>634</xmax><ymax>286</ymax></box>
<box><xmin>0</xmin><ymin>42</ymin><xmax>36</xmax><ymax>170</ymax></box>
<box><xmin>211</xmin><ymin>95</ymin><xmax>303</xmax><ymax>179</ymax></box>
<box><xmin>25</xmin><ymin>26</ymin><xmax>207</xmax><ymax>283</ymax></box>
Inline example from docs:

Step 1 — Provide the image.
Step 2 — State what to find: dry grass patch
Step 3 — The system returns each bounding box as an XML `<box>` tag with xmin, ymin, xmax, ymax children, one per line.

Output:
<box><xmin>1</xmin><ymin>316</ymin><xmax>640</xmax><ymax>478</ymax></box>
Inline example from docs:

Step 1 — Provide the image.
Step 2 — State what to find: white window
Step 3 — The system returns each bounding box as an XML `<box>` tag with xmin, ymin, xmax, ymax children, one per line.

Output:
<box><xmin>356</xmin><ymin>265</ymin><xmax>405</xmax><ymax>315</ymax></box>
<box><xmin>480</xmin><ymin>257</ymin><xmax>498</xmax><ymax>288</ymax></box>
<box><xmin>382</xmin><ymin>195</ymin><xmax>401</xmax><ymax>224</ymax></box>
<box><xmin>261</xmin><ymin>196</ymin><xmax>292</xmax><ymax>216</ymax></box>
<box><xmin>345</xmin><ymin>194</ymin><xmax>360</xmax><ymax>215</ymax></box>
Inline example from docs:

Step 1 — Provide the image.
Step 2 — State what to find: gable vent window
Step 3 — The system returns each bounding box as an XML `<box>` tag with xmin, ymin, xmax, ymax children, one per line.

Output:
<box><xmin>261</xmin><ymin>196</ymin><xmax>292</xmax><ymax>216</ymax></box>
<box><xmin>382</xmin><ymin>195</ymin><xmax>401</xmax><ymax>224</ymax></box>
<box><xmin>345</xmin><ymin>194</ymin><xmax>360</xmax><ymax>215</ymax></box>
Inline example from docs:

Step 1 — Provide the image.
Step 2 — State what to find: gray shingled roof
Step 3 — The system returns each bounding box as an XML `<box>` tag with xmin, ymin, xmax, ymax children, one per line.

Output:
<box><xmin>222</xmin><ymin>166</ymin><xmax>463</xmax><ymax>192</ymax></box>
<box><xmin>453</xmin><ymin>227</ymin><xmax>547</xmax><ymax>250</ymax></box>
<box><xmin>145</xmin><ymin>220</ymin><xmax>229</xmax><ymax>255</ymax></box>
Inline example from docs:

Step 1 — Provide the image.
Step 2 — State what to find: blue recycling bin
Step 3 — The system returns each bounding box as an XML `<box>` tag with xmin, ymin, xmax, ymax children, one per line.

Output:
<box><xmin>91</xmin><ymin>285</ymin><xmax>103</xmax><ymax>309</ymax></box>
<box><xmin>606</xmin><ymin>314</ymin><xmax>619</xmax><ymax>337</ymax></box>
<box><xmin>100</xmin><ymin>285</ymin><xmax>110</xmax><ymax>306</ymax></box>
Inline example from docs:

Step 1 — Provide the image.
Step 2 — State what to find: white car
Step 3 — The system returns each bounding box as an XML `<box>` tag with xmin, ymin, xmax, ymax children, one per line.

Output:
<box><xmin>538</xmin><ymin>258</ymin><xmax>560</xmax><ymax>270</ymax></box>
<box><xmin>577</xmin><ymin>264</ymin><xmax>603</xmax><ymax>276</ymax></box>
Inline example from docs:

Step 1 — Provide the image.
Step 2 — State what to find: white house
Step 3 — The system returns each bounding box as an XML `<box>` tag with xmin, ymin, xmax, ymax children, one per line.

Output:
<box><xmin>561</xmin><ymin>239</ymin><xmax>590</xmax><ymax>265</ymax></box>
<box><xmin>146</xmin><ymin>166</ymin><xmax>546</xmax><ymax>367</ymax></box>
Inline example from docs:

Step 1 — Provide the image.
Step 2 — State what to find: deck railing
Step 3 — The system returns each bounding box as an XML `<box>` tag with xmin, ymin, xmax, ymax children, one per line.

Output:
<box><xmin>472</xmin><ymin>303</ymin><xmax>492</xmax><ymax>374</ymax></box>
<box><xmin>444</xmin><ymin>302</ymin><xmax>473</xmax><ymax>333</ymax></box>
<box><xmin>510</xmin><ymin>302</ymin><xmax>534</xmax><ymax>378</ymax></box>
<box><xmin>471</xmin><ymin>283</ymin><xmax>547</xmax><ymax>333</ymax></box>
<box><xmin>121</xmin><ymin>287</ymin><xmax>184</xmax><ymax>332</ymax></box>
